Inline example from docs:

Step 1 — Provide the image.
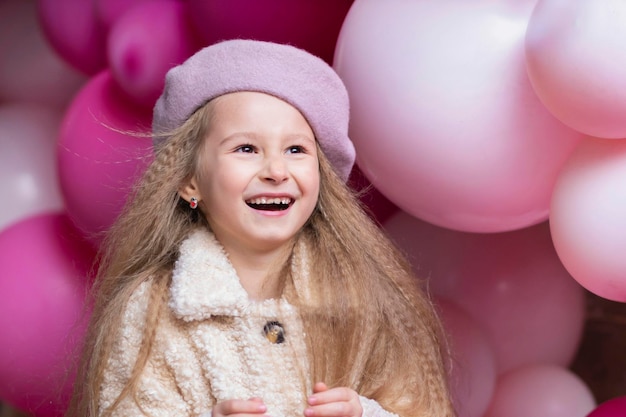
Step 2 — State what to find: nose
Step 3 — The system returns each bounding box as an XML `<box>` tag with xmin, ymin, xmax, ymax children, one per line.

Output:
<box><xmin>261</xmin><ymin>153</ymin><xmax>289</xmax><ymax>183</ymax></box>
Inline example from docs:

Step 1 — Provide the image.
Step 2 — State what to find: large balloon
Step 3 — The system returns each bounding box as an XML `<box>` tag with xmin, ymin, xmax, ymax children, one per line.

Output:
<box><xmin>37</xmin><ymin>0</ymin><xmax>107</xmax><ymax>75</ymax></box>
<box><xmin>334</xmin><ymin>0</ymin><xmax>583</xmax><ymax>233</ymax></box>
<box><xmin>526</xmin><ymin>0</ymin><xmax>626</xmax><ymax>139</ymax></box>
<box><xmin>550</xmin><ymin>138</ymin><xmax>626</xmax><ymax>302</ymax></box>
<box><xmin>57</xmin><ymin>70</ymin><xmax>153</xmax><ymax>244</ymax></box>
<box><xmin>187</xmin><ymin>0</ymin><xmax>354</xmax><ymax>64</ymax></box>
<box><xmin>0</xmin><ymin>104</ymin><xmax>64</xmax><ymax>232</ymax></box>
<box><xmin>384</xmin><ymin>212</ymin><xmax>586</xmax><ymax>374</ymax></box>
<box><xmin>107</xmin><ymin>0</ymin><xmax>201</xmax><ymax>106</ymax></box>
<box><xmin>437</xmin><ymin>300</ymin><xmax>496</xmax><ymax>417</ymax></box>
<box><xmin>0</xmin><ymin>0</ymin><xmax>85</xmax><ymax>108</ymax></box>
<box><xmin>0</xmin><ymin>213</ymin><xmax>95</xmax><ymax>417</ymax></box>
<box><xmin>484</xmin><ymin>365</ymin><xmax>596</xmax><ymax>417</ymax></box>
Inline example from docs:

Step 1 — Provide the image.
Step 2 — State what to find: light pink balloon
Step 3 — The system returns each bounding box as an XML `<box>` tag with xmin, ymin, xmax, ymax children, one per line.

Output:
<box><xmin>334</xmin><ymin>0</ymin><xmax>583</xmax><ymax>233</ymax></box>
<box><xmin>436</xmin><ymin>299</ymin><xmax>497</xmax><ymax>417</ymax></box>
<box><xmin>0</xmin><ymin>0</ymin><xmax>86</xmax><ymax>108</ymax></box>
<box><xmin>484</xmin><ymin>364</ymin><xmax>596</xmax><ymax>417</ymax></box>
<box><xmin>107</xmin><ymin>0</ymin><xmax>201</xmax><ymax>107</ymax></box>
<box><xmin>550</xmin><ymin>138</ymin><xmax>626</xmax><ymax>302</ymax></box>
<box><xmin>57</xmin><ymin>71</ymin><xmax>153</xmax><ymax>243</ymax></box>
<box><xmin>0</xmin><ymin>104</ymin><xmax>65</xmax><ymax>231</ymax></box>
<box><xmin>384</xmin><ymin>212</ymin><xmax>586</xmax><ymax>374</ymax></box>
<box><xmin>37</xmin><ymin>0</ymin><xmax>107</xmax><ymax>75</ymax></box>
<box><xmin>526</xmin><ymin>0</ymin><xmax>626</xmax><ymax>139</ymax></box>
<box><xmin>0</xmin><ymin>212</ymin><xmax>95</xmax><ymax>417</ymax></box>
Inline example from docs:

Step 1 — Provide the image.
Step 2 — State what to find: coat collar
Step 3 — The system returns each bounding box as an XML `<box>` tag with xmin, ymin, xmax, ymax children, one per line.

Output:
<box><xmin>169</xmin><ymin>228</ymin><xmax>314</xmax><ymax>321</ymax></box>
<box><xmin>169</xmin><ymin>228</ymin><xmax>251</xmax><ymax>320</ymax></box>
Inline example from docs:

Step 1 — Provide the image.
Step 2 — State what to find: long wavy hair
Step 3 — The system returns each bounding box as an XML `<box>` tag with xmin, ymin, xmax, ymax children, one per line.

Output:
<box><xmin>67</xmin><ymin>99</ymin><xmax>456</xmax><ymax>417</ymax></box>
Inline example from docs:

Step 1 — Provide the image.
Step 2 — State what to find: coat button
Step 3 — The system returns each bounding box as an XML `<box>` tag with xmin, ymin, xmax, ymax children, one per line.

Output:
<box><xmin>263</xmin><ymin>321</ymin><xmax>285</xmax><ymax>344</ymax></box>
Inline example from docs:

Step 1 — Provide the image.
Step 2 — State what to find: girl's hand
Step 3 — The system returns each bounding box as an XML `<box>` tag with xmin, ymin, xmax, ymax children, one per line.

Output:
<box><xmin>212</xmin><ymin>397</ymin><xmax>268</xmax><ymax>417</ymax></box>
<box><xmin>305</xmin><ymin>382</ymin><xmax>363</xmax><ymax>417</ymax></box>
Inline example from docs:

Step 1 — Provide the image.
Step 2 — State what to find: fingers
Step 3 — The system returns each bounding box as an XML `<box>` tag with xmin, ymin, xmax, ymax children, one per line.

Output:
<box><xmin>313</xmin><ymin>382</ymin><xmax>329</xmax><ymax>393</ymax></box>
<box><xmin>305</xmin><ymin>385</ymin><xmax>362</xmax><ymax>417</ymax></box>
<box><xmin>213</xmin><ymin>398</ymin><xmax>267</xmax><ymax>417</ymax></box>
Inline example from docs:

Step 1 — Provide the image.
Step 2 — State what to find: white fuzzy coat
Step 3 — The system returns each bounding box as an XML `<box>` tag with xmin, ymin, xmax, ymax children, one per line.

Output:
<box><xmin>100</xmin><ymin>229</ymin><xmax>397</xmax><ymax>417</ymax></box>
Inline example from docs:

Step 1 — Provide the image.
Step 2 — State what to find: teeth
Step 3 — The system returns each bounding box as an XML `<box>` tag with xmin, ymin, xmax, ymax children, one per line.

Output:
<box><xmin>246</xmin><ymin>197</ymin><xmax>292</xmax><ymax>205</ymax></box>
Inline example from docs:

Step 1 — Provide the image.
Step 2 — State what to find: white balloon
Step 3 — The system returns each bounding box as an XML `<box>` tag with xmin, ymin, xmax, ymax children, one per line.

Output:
<box><xmin>0</xmin><ymin>104</ymin><xmax>65</xmax><ymax>231</ymax></box>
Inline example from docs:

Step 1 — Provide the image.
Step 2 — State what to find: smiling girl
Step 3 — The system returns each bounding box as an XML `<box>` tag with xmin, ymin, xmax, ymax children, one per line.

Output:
<box><xmin>68</xmin><ymin>39</ymin><xmax>456</xmax><ymax>417</ymax></box>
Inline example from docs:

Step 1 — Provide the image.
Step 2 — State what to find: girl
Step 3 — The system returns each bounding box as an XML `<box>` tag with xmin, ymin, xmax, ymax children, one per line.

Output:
<box><xmin>68</xmin><ymin>39</ymin><xmax>456</xmax><ymax>417</ymax></box>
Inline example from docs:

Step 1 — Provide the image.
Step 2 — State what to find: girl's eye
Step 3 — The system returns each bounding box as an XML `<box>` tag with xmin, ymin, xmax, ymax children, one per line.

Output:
<box><xmin>235</xmin><ymin>144</ymin><xmax>255</xmax><ymax>153</ymax></box>
<box><xmin>287</xmin><ymin>145</ymin><xmax>305</xmax><ymax>154</ymax></box>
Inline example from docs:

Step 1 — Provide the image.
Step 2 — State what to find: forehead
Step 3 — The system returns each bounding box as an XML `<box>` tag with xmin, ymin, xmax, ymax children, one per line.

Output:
<box><xmin>205</xmin><ymin>92</ymin><xmax>315</xmax><ymax>137</ymax></box>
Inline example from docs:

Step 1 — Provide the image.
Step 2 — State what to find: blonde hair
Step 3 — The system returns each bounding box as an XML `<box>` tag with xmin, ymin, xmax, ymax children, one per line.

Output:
<box><xmin>67</xmin><ymin>101</ymin><xmax>455</xmax><ymax>417</ymax></box>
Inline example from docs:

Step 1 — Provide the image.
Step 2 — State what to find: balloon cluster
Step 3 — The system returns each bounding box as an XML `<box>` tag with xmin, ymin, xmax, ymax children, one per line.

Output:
<box><xmin>0</xmin><ymin>0</ymin><xmax>625</xmax><ymax>416</ymax></box>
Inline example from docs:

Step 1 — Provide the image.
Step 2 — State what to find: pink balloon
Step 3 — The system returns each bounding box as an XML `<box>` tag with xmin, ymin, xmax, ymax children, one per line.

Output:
<box><xmin>94</xmin><ymin>0</ymin><xmax>151</xmax><ymax>32</ymax></box>
<box><xmin>107</xmin><ymin>0</ymin><xmax>201</xmax><ymax>106</ymax></box>
<box><xmin>187</xmin><ymin>0</ymin><xmax>354</xmax><ymax>64</ymax></box>
<box><xmin>334</xmin><ymin>0</ymin><xmax>583</xmax><ymax>233</ymax></box>
<box><xmin>0</xmin><ymin>0</ymin><xmax>86</xmax><ymax>108</ymax></box>
<box><xmin>587</xmin><ymin>396</ymin><xmax>626</xmax><ymax>417</ymax></box>
<box><xmin>436</xmin><ymin>300</ymin><xmax>497</xmax><ymax>417</ymax></box>
<box><xmin>550</xmin><ymin>138</ymin><xmax>626</xmax><ymax>302</ymax></box>
<box><xmin>0</xmin><ymin>104</ymin><xmax>64</xmax><ymax>231</ymax></box>
<box><xmin>526</xmin><ymin>0</ymin><xmax>626</xmax><ymax>139</ymax></box>
<box><xmin>57</xmin><ymin>71</ymin><xmax>153</xmax><ymax>243</ymax></box>
<box><xmin>37</xmin><ymin>0</ymin><xmax>107</xmax><ymax>75</ymax></box>
<box><xmin>384</xmin><ymin>212</ymin><xmax>586</xmax><ymax>374</ymax></box>
<box><xmin>0</xmin><ymin>212</ymin><xmax>95</xmax><ymax>417</ymax></box>
<box><xmin>484</xmin><ymin>365</ymin><xmax>596</xmax><ymax>417</ymax></box>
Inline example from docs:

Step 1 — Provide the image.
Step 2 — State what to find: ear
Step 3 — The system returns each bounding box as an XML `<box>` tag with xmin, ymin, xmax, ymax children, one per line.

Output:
<box><xmin>178</xmin><ymin>176</ymin><xmax>201</xmax><ymax>205</ymax></box>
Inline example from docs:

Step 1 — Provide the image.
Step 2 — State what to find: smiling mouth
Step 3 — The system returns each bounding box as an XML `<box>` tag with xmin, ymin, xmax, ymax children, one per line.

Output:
<box><xmin>245</xmin><ymin>197</ymin><xmax>292</xmax><ymax>211</ymax></box>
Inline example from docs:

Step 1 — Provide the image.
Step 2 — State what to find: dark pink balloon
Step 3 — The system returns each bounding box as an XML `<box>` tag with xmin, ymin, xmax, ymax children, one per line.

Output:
<box><xmin>187</xmin><ymin>0</ymin><xmax>354</xmax><ymax>64</ymax></box>
<box><xmin>57</xmin><ymin>71</ymin><xmax>153</xmax><ymax>243</ymax></box>
<box><xmin>37</xmin><ymin>0</ymin><xmax>107</xmax><ymax>75</ymax></box>
<box><xmin>0</xmin><ymin>212</ymin><xmax>95</xmax><ymax>417</ymax></box>
<box><xmin>437</xmin><ymin>299</ymin><xmax>497</xmax><ymax>417</ymax></box>
<box><xmin>94</xmin><ymin>0</ymin><xmax>151</xmax><ymax>32</ymax></box>
<box><xmin>107</xmin><ymin>0</ymin><xmax>202</xmax><ymax>106</ymax></box>
<box><xmin>384</xmin><ymin>213</ymin><xmax>586</xmax><ymax>374</ymax></box>
<box><xmin>587</xmin><ymin>396</ymin><xmax>626</xmax><ymax>417</ymax></box>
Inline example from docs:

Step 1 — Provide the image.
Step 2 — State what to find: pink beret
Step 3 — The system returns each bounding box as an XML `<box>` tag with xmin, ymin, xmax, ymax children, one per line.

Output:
<box><xmin>153</xmin><ymin>39</ymin><xmax>355</xmax><ymax>182</ymax></box>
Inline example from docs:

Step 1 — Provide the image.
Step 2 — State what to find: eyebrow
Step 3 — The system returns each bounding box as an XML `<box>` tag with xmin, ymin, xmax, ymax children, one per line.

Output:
<box><xmin>218</xmin><ymin>132</ymin><xmax>316</xmax><ymax>147</ymax></box>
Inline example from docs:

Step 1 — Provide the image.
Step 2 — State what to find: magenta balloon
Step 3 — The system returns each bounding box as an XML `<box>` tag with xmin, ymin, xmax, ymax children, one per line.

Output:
<box><xmin>57</xmin><ymin>71</ymin><xmax>153</xmax><ymax>243</ymax></box>
<box><xmin>37</xmin><ymin>0</ymin><xmax>107</xmax><ymax>75</ymax></box>
<box><xmin>437</xmin><ymin>300</ymin><xmax>496</xmax><ymax>417</ymax></box>
<box><xmin>334</xmin><ymin>0</ymin><xmax>584</xmax><ymax>233</ymax></box>
<box><xmin>94</xmin><ymin>0</ymin><xmax>151</xmax><ymax>32</ymax></box>
<box><xmin>587</xmin><ymin>396</ymin><xmax>626</xmax><ymax>417</ymax></box>
<box><xmin>187</xmin><ymin>0</ymin><xmax>353</xmax><ymax>64</ymax></box>
<box><xmin>0</xmin><ymin>0</ymin><xmax>86</xmax><ymax>108</ymax></box>
<box><xmin>550</xmin><ymin>139</ymin><xmax>626</xmax><ymax>302</ymax></box>
<box><xmin>0</xmin><ymin>104</ymin><xmax>64</xmax><ymax>231</ymax></box>
<box><xmin>0</xmin><ymin>212</ymin><xmax>95</xmax><ymax>417</ymax></box>
<box><xmin>384</xmin><ymin>213</ymin><xmax>586</xmax><ymax>374</ymax></box>
<box><xmin>526</xmin><ymin>0</ymin><xmax>626</xmax><ymax>139</ymax></box>
<box><xmin>108</xmin><ymin>0</ymin><xmax>201</xmax><ymax>106</ymax></box>
<box><xmin>484</xmin><ymin>365</ymin><xmax>596</xmax><ymax>417</ymax></box>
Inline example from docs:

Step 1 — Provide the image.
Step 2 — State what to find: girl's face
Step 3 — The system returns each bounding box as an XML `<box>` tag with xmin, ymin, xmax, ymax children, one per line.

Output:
<box><xmin>181</xmin><ymin>91</ymin><xmax>320</xmax><ymax>256</ymax></box>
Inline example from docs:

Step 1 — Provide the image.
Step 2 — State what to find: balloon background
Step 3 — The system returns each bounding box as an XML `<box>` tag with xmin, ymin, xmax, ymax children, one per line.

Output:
<box><xmin>1</xmin><ymin>0</ymin><xmax>625</xmax><ymax>416</ymax></box>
